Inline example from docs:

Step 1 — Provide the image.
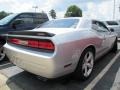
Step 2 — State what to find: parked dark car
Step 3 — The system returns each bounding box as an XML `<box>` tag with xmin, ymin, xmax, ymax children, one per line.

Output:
<box><xmin>0</xmin><ymin>12</ymin><xmax>49</xmax><ymax>61</ymax></box>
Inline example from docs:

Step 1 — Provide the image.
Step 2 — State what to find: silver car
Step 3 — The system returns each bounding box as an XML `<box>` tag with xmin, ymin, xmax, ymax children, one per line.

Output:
<box><xmin>103</xmin><ymin>21</ymin><xmax>120</xmax><ymax>37</ymax></box>
<box><xmin>4</xmin><ymin>18</ymin><xmax>117</xmax><ymax>80</ymax></box>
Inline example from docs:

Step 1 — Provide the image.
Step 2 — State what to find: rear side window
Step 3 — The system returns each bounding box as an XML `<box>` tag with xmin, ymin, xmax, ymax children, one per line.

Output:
<box><xmin>15</xmin><ymin>13</ymin><xmax>48</xmax><ymax>25</ymax></box>
<box><xmin>33</xmin><ymin>13</ymin><xmax>48</xmax><ymax>24</ymax></box>
<box><xmin>106</xmin><ymin>21</ymin><xmax>119</xmax><ymax>25</ymax></box>
<box><xmin>92</xmin><ymin>20</ymin><xmax>109</xmax><ymax>32</ymax></box>
<box><xmin>16</xmin><ymin>14</ymin><xmax>33</xmax><ymax>24</ymax></box>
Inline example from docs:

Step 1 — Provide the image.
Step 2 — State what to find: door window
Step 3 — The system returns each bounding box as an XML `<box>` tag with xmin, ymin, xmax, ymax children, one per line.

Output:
<box><xmin>11</xmin><ymin>14</ymin><xmax>34</xmax><ymax>30</ymax></box>
<box><xmin>16</xmin><ymin>14</ymin><xmax>33</xmax><ymax>24</ymax></box>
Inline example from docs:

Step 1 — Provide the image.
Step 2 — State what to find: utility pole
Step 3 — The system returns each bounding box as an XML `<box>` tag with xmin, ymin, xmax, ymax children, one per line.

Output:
<box><xmin>113</xmin><ymin>0</ymin><xmax>116</xmax><ymax>19</ymax></box>
<box><xmin>32</xmin><ymin>6</ymin><xmax>38</xmax><ymax>12</ymax></box>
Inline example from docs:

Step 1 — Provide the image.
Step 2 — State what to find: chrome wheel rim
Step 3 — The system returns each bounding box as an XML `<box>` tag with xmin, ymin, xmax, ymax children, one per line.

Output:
<box><xmin>0</xmin><ymin>47</ymin><xmax>5</xmax><ymax>61</ymax></box>
<box><xmin>82</xmin><ymin>51</ymin><xmax>94</xmax><ymax>77</ymax></box>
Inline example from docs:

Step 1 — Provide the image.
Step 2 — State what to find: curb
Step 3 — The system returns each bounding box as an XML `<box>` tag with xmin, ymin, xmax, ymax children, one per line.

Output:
<box><xmin>0</xmin><ymin>73</ymin><xmax>23</xmax><ymax>90</ymax></box>
<box><xmin>0</xmin><ymin>73</ymin><xmax>8</xmax><ymax>87</ymax></box>
<box><xmin>0</xmin><ymin>73</ymin><xmax>10</xmax><ymax>90</ymax></box>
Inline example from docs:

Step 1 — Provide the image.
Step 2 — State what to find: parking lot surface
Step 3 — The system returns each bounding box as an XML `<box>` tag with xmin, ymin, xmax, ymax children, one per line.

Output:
<box><xmin>0</xmin><ymin>43</ymin><xmax>120</xmax><ymax>90</ymax></box>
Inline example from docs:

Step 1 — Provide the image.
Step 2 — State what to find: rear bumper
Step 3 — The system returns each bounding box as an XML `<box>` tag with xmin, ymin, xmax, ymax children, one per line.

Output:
<box><xmin>4</xmin><ymin>43</ymin><xmax>74</xmax><ymax>78</ymax></box>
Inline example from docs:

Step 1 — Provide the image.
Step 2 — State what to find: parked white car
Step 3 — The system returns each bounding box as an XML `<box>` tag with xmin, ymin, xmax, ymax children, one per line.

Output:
<box><xmin>4</xmin><ymin>18</ymin><xmax>117</xmax><ymax>80</ymax></box>
<box><xmin>103</xmin><ymin>21</ymin><xmax>120</xmax><ymax>37</ymax></box>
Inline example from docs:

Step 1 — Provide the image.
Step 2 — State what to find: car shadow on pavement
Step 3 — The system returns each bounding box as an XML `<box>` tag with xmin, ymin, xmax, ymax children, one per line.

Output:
<box><xmin>5</xmin><ymin>51</ymin><xmax>120</xmax><ymax>90</ymax></box>
<box><xmin>0</xmin><ymin>59</ymin><xmax>14</xmax><ymax>70</ymax></box>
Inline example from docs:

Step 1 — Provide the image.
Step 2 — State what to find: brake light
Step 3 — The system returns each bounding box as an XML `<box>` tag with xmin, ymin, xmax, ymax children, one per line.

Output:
<box><xmin>9</xmin><ymin>38</ymin><xmax>54</xmax><ymax>50</ymax></box>
<box><xmin>10</xmin><ymin>38</ymin><xmax>19</xmax><ymax>44</ymax></box>
<box><xmin>28</xmin><ymin>40</ymin><xmax>54</xmax><ymax>50</ymax></box>
<box><xmin>38</xmin><ymin>41</ymin><xmax>54</xmax><ymax>50</ymax></box>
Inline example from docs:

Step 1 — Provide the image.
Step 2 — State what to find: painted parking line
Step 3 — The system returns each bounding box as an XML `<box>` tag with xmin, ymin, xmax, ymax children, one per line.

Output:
<box><xmin>0</xmin><ymin>66</ymin><xmax>23</xmax><ymax>78</ymax></box>
<box><xmin>118</xmin><ymin>43</ymin><xmax>120</xmax><ymax>50</ymax></box>
<box><xmin>0</xmin><ymin>63</ymin><xmax>11</xmax><ymax>67</ymax></box>
<box><xmin>84</xmin><ymin>52</ymin><xmax>120</xmax><ymax>90</ymax></box>
<box><xmin>110</xmin><ymin>68</ymin><xmax>120</xmax><ymax>90</ymax></box>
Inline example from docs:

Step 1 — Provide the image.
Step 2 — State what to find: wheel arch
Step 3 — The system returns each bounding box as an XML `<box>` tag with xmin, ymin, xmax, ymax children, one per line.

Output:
<box><xmin>83</xmin><ymin>45</ymin><xmax>96</xmax><ymax>56</ymax></box>
<box><xmin>74</xmin><ymin>45</ymin><xmax>96</xmax><ymax>80</ymax></box>
<box><xmin>75</xmin><ymin>45</ymin><xmax>96</xmax><ymax>69</ymax></box>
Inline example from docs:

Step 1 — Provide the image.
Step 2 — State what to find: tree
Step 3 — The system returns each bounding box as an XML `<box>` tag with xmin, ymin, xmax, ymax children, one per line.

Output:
<box><xmin>0</xmin><ymin>11</ymin><xmax>10</xmax><ymax>19</ymax></box>
<box><xmin>49</xmin><ymin>9</ymin><xmax>56</xmax><ymax>19</ymax></box>
<box><xmin>65</xmin><ymin>5</ymin><xmax>82</xmax><ymax>17</ymax></box>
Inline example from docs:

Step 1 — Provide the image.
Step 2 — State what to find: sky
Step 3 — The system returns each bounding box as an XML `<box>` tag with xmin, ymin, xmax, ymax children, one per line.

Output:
<box><xmin>0</xmin><ymin>0</ymin><xmax>120</xmax><ymax>20</ymax></box>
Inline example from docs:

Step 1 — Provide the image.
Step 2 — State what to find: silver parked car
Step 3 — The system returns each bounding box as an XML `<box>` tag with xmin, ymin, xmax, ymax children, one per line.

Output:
<box><xmin>103</xmin><ymin>21</ymin><xmax>120</xmax><ymax>37</ymax></box>
<box><xmin>4</xmin><ymin>18</ymin><xmax>117</xmax><ymax>80</ymax></box>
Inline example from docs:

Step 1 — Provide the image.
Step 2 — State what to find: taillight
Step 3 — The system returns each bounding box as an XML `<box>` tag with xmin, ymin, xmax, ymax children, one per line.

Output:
<box><xmin>28</xmin><ymin>40</ymin><xmax>54</xmax><ymax>50</ymax></box>
<box><xmin>10</xmin><ymin>38</ymin><xmax>20</xmax><ymax>44</ymax></box>
<box><xmin>9</xmin><ymin>38</ymin><xmax>54</xmax><ymax>50</ymax></box>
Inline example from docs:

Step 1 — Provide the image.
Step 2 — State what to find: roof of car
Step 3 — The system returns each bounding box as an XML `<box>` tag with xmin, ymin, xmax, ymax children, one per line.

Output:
<box><xmin>18</xmin><ymin>12</ymin><xmax>46</xmax><ymax>14</ymax></box>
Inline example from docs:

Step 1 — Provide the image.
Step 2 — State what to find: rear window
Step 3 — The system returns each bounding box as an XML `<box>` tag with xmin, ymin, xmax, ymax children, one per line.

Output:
<box><xmin>106</xmin><ymin>21</ymin><xmax>119</xmax><ymax>25</ymax></box>
<box><xmin>39</xmin><ymin>19</ymin><xmax>79</xmax><ymax>28</ymax></box>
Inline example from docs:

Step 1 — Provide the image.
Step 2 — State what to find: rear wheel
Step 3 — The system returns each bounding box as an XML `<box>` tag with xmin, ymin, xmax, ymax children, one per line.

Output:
<box><xmin>0</xmin><ymin>47</ymin><xmax>5</xmax><ymax>61</ymax></box>
<box><xmin>74</xmin><ymin>48</ymin><xmax>94</xmax><ymax>80</ymax></box>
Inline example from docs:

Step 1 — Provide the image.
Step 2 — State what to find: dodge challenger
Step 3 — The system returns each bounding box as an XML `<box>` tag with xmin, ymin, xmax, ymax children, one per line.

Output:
<box><xmin>4</xmin><ymin>17</ymin><xmax>117</xmax><ymax>80</ymax></box>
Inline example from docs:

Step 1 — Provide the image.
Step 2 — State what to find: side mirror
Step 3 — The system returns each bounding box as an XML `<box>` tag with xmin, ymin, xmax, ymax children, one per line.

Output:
<box><xmin>110</xmin><ymin>28</ymin><xmax>114</xmax><ymax>32</ymax></box>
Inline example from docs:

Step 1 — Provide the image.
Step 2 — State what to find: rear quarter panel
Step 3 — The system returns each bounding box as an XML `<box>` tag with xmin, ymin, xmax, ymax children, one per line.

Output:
<box><xmin>51</xmin><ymin>29</ymin><xmax>102</xmax><ymax>72</ymax></box>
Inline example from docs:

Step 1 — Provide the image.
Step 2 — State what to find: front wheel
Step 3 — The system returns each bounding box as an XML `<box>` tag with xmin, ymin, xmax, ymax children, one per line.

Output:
<box><xmin>74</xmin><ymin>48</ymin><xmax>95</xmax><ymax>80</ymax></box>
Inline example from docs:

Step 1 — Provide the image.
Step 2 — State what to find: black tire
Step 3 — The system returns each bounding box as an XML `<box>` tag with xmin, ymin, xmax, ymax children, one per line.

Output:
<box><xmin>0</xmin><ymin>47</ymin><xmax>6</xmax><ymax>61</ymax></box>
<box><xmin>111</xmin><ymin>38</ymin><xmax>117</xmax><ymax>53</ymax></box>
<box><xmin>74</xmin><ymin>48</ymin><xmax>95</xmax><ymax>81</ymax></box>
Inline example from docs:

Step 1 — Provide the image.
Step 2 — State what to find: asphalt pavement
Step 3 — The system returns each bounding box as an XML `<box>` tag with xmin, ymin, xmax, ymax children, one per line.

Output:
<box><xmin>0</xmin><ymin>43</ymin><xmax>120</xmax><ymax>90</ymax></box>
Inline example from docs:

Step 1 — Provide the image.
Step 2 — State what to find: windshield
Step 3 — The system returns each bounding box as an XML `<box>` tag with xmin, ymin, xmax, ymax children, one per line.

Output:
<box><xmin>39</xmin><ymin>19</ymin><xmax>79</xmax><ymax>28</ymax></box>
<box><xmin>0</xmin><ymin>13</ymin><xmax>18</xmax><ymax>25</ymax></box>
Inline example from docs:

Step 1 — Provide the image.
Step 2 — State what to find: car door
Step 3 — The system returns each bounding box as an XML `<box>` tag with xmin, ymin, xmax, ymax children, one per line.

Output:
<box><xmin>98</xmin><ymin>22</ymin><xmax>115</xmax><ymax>49</ymax></box>
<box><xmin>92</xmin><ymin>21</ymin><xmax>113</xmax><ymax>56</ymax></box>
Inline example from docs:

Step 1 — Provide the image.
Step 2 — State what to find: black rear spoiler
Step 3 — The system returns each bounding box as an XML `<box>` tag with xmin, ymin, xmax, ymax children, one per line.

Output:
<box><xmin>8</xmin><ymin>31</ymin><xmax>55</xmax><ymax>37</ymax></box>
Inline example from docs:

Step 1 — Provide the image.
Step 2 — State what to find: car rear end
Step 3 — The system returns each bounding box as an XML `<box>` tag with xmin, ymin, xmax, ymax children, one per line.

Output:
<box><xmin>4</xmin><ymin>30</ymin><xmax>77</xmax><ymax>79</ymax></box>
<box><xmin>4</xmin><ymin>18</ymin><xmax>82</xmax><ymax>78</ymax></box>
<box><xmin>4</xmin><ymin>31</ymin><xmax>58</xmax><ymax>78</ymax></box>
